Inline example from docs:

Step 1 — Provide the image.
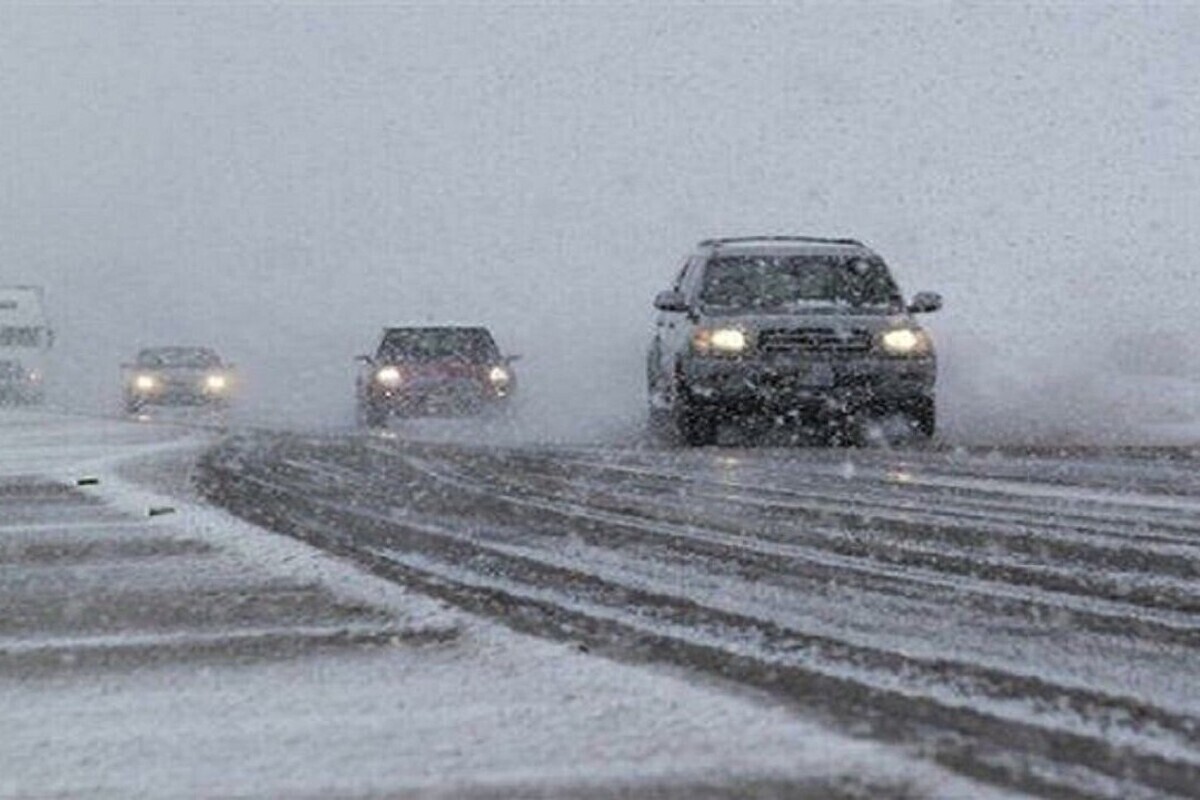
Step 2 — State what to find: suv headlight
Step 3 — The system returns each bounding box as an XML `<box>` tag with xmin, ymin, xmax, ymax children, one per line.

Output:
<box><xmin>693</xmin><ymin>327</ymin><xmax>750</xmax><ymax>356</ymax></box>
<box><xmin>375</xmin><ymin>366</ymin><xmax>402</xmax><ymax>387</ymax></box>
<box><xmin>205</xmin><ymin>373</ymin><xmax>229</xmax><ymax>392</ymax></box>
<box><xmin>134</xmin><ymin>374</ymin><xmax>159</xmax><ymax>391</ymax></box>
<box><xmin>879</xmin><ymin>327</ymin><xmax>932</xmax><ymax>357</ymax></box>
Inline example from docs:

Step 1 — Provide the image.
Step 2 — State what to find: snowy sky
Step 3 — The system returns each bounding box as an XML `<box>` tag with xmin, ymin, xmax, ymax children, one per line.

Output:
<box><xmin>2</xmin><ymin>4</ymin><xmax>1198</xmax><ymax>437</ymax></box>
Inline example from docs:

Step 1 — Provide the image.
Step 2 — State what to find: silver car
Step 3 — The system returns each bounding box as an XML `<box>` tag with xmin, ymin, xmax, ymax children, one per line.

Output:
<box><xmin>122</xmin><ymin>346</ymin><xmax>236</xmax><ymax>415</ymax></box>
<box><xmin>647</xmin><ymin>236</ymin><xmax>942</xmax><ymax>446</ymax></box>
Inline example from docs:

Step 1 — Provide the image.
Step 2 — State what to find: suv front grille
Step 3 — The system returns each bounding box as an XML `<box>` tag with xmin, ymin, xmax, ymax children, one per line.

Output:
<box><xmin>758</xmin><ymin>328</ymin><xmax>872</xmax><ymax>353</ymax></box>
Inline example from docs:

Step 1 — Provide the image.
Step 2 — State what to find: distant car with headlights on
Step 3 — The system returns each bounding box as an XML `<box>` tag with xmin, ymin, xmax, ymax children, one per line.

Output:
<box><xmin>647</xmin><ymin>236</ymin><xmax>942</xmax><ymax>446</ymax></box>
<box><xmin>122</xmin><ymin>346</ymin><xmax>235</xmax><ymax>415</ymax></box>
<box><xmin>356</xmin><ymin>326</ymin><xmax>518</xmax><ymax>427</ymax></box>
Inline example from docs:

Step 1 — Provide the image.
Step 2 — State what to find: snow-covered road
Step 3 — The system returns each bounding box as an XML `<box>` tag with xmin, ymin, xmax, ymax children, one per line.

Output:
<box><xmin>0</xmin><ymin>411</ymin><xmax>1000</xmax><ymax>799</ymax></box>
<box><xmin>199</xmin><ymin>427</ymin><xmax>1200</xmax><ymax>799</ymax></box>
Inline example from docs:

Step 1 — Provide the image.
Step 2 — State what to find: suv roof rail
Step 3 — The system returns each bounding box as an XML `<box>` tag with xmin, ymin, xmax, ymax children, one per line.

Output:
<box><xmin>698</xmin><ymin>235</ymin><xmax>864</xmax><ymax>248</ymax></box>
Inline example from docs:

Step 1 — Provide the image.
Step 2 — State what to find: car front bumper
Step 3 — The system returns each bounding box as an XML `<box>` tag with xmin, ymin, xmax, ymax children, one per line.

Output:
<box><xmin>367</xmin><ymin>383</ymin><xmax>511</xmax><ymax>416</ymax></box>
<box><xmin>128</xmin><ymin>388</ymin><xmax>230</xmax><ymax>406</ymax></box>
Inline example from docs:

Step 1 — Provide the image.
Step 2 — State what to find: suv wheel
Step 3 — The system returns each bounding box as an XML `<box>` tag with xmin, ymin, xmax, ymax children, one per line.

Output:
<box><xmin>853</xmin><ymin>398</ymin><xmax>935</xmax><ymax>447</ymax></box>
<box><xmin>359</xmin><ymin>402</ymin><xmax>389</xmax><ymax>429</ymax></box>
<box><xmin>647</xmin><ymin>406</ymin><xmax>673</xmax><ymax>439</ymax></box>
<box><xmin>911</xmin><ymin>396</ymin><xmax>936</xmax><ymax>439</ymax></box>
<box><xmin>676</xmin><ymin>401</ymin><xmax>718</xmax><ymax>446</ymax></box>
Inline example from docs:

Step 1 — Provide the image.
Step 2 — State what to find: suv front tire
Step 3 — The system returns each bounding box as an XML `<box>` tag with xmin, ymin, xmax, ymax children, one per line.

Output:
<box><xmin>359</xmin><ymin>401</ymin><xmax>389</xmax><ymax>429</ymax></box>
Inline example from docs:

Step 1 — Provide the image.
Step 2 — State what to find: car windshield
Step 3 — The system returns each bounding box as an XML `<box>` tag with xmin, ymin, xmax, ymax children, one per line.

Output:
<box><xmin>137</xmin><ymin>348</ymin><xmax>222</xmax><ymax>368</ymax></box>
<box><xmin>699</xmin><ymin>255</ymin><xmax>901</xmax><ymax>310</ymax></box>
<box><xmin>378</xmin><ymin>328</ymin><xmax>499</xmax><ymax>362</ymax></box>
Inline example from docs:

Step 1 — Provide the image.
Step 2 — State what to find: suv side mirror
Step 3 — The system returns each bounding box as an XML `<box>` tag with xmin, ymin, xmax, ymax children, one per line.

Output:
<box><xmin>504</xmin><ymin>354</ymin><xmax>523</xmax><ymax>364</ymax></box>
<box><xmin>654</xmin><ymin>290</ymin><xmax>689</xmax><ymax>313</ymax></box>
<box><xmin>907</xmin><ymin>292</ymin><xmax>943</xmax><ymax>314</ymax></box>
<box><xmin>355</xmin><ymin>354</ymin><xmax>375</xmax><ymax>365</ymax></box>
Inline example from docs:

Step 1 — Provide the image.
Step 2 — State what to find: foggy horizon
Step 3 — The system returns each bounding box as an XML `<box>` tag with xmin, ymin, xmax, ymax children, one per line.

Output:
<box><xmin>3</xmin><ymin>4</ymin><xmax>1199</xmax><ymax>441</ymax></box>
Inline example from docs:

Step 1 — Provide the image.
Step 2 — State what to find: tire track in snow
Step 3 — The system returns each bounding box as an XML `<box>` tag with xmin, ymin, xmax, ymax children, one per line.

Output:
<box><xmin>198</xmin><ymin>432</ymin><xmax>1200</xmax><ymax>800</ymax></box>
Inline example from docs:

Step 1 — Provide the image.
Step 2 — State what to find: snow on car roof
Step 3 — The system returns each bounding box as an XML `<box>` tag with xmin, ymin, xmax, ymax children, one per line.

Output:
<box><xmin>697</xmin><ymin>237</ymin><xmax>872</xmax><ymax>257</ymax></box>
<box><xmin>701</xmin><ymin>242</ymin><xmax>874</xmax><ymax>258</ymax></box>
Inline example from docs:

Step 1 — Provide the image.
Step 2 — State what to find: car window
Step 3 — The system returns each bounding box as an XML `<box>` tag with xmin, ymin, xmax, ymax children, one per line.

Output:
<box><xmin>670</xmin><ymin>258</ymin><xmax>691</xmax><ymax>292</ymax></box>
<box><xmin>681</xmin><ymin>257</ymin><xmax>707</xmax><ymax>299</ymax></box>
<box><xmin>137</xmin><ymin>348</ymin><xmax>222</xmax><ymax>368</ymax></box>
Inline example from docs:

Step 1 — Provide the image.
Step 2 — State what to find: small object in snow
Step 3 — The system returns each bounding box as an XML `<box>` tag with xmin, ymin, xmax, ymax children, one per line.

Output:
<box><xmin>576</xmin><ymin>643</ymin><xmax>590</xmax><ymax>654</ymax></box>
<box><xmin>148</xmin><ymin>506</ymin><xmax>177</xmax><ymax>517</ymax></box>
<box><xmin>75</xmin><ymin>477</ymin><xmax>100</xmax><ymax>486</ymax></box>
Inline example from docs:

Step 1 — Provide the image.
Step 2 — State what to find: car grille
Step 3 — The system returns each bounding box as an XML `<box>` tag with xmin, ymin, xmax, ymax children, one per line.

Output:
<box><xmin>758</xmin><ymin>328</ymin><xmax>872</xmax><ymax>353</ymax></box>
<box><xmin>162</xmin><ymin>379</ymin><xmax>207</xmax><ymax>394</ymax></box>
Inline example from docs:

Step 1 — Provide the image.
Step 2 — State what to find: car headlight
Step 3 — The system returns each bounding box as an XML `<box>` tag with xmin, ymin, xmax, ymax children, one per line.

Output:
<box><xmin>375</xmin><ymin>366</ymin><xmax>402</xmax><ymax>387</ymax></box>
<box><xmin>693</xmin><ymin>327</ymin><xmax>750</xmax><ymax>356</ymax></box>
<box><xmin>488</xmin><ymin>366</ymin><xmax>511</xmax><ymax>387</ymax></box>
<box><xmin>134</xmin><ymin>374</ymin><xmax>159</xmax><ymax>391</ymax></box>
<box><xmin>205</xmin><ymin>374</ymin><xmax>229</xmax><ymax>392</ymax></box>
<box><xmin>879</xmin><ymin>327</ymin><xmax>932</xmax><ymax>357</ymax></box>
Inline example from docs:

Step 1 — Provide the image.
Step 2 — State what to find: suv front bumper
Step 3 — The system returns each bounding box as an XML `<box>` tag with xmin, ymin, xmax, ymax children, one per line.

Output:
<box><xmin>680</xmin><ymin>354</ymin><xmax>935</xmax><ymax>415</ymax></box>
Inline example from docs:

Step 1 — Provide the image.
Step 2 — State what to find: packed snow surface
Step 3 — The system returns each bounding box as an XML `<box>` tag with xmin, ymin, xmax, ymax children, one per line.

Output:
<box><xmin>0</xmin><ymin>411</ymin><xmax>1008</xmax><ymax>798</ymax></box>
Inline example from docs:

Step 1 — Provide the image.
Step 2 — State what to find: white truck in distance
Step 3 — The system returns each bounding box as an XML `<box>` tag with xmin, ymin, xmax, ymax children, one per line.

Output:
<box><xmin>0</xmin><ymin>286</ymin><xmax>53</xmax><ymax>405</ymax></box>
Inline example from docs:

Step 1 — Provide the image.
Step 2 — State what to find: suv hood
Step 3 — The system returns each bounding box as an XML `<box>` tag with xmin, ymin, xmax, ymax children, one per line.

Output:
<box><xmin>698</xmin><ymin>310</ymin><xmax>916</xmax><ymax>336</ymax></box>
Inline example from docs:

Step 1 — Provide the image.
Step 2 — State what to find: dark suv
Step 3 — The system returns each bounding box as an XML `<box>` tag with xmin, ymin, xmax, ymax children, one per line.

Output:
<box><xmin>356</xmin><ymin>326</ymin><xmax>518</xmax><ymax>427</ymax></box>
<box><xmin>647</xmin><ymin>237</ymin><xmax>942</xmax><ymax>446</ymax></box>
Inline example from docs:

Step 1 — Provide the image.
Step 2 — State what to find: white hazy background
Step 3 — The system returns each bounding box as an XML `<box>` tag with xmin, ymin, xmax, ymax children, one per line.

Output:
<box><xmin>2</xmin><ymin>4</ymin><xmax>1199</xmax><ymax>443</ymax></box>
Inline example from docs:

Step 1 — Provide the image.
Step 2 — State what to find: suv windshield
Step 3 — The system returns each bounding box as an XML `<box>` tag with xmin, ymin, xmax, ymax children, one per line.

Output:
<box><xmin>699</xmin><ymin>255</ymin><xmax>901</xmax><ymax>310</ymax></box>
<box><xmin>137</xmin><ymin>348</ymin><xmax>222</xmax><ymax>368</ymax></box>
<box><xmin>379</xmin><ymin>328</ymin><xmax>499</xmax><ymax>362</ymax></box>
